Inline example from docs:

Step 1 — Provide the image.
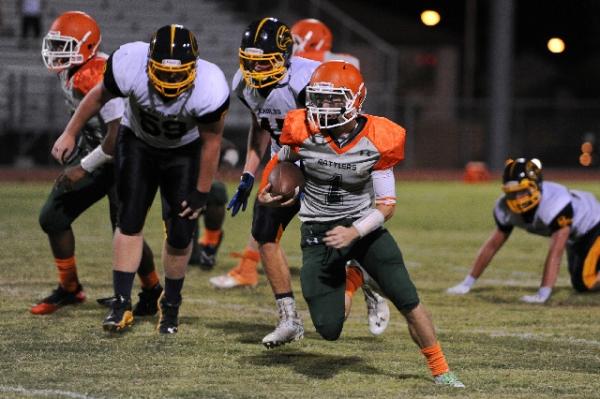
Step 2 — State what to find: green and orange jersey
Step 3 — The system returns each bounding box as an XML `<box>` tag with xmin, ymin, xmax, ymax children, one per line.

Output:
<box><xmin>57</xmin><ymin>52</ymin><xmax>124</xmax><ymax>161</ymax></box>
<box><xmin>279</xmin><ymin>109</ymin><xmax>405</xmax><ymax>222</ymax></box>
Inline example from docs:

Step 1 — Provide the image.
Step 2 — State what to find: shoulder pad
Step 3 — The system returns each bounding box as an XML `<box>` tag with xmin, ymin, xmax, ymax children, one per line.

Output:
<box><xmin>72</xmin><ymin>57</ymin><xmax>106</xmax><ymax>95</ymax></box>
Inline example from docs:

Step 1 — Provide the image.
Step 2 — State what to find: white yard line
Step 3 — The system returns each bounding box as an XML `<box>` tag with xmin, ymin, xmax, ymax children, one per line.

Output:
<box><xmin>0</xmin><ymin>386</ymin><xmax>100</xmax><ymax>399</ymax></box>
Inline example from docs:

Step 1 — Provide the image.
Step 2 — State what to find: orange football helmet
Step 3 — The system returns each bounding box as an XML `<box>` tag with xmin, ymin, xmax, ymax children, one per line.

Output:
<box><xmin>291</xmin><ymin>18</ymin><xmax>332</xmax><ymax>55</ymax></box>
<box><xmin>42</xmin><ymin>11</ymin><xmax>101</xmax><ymax>71</ymax></box>
<box><xmin>306</xmin><ymin>61</ymin><xmax>366</xmax><ymax>129</ymax></box>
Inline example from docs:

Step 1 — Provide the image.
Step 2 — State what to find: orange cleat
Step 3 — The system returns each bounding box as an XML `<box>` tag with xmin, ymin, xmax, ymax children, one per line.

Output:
<box><xmin>30</xmin><ymin>284</ymin><xmax>86</xmax><ymax>315</ymax></box>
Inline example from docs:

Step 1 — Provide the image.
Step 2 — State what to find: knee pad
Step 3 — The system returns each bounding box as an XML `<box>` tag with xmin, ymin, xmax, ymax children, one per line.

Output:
<box><xmin>315</xmin><ymin>323</ymin><xmax>343</xmax><ymax>341</ymax></box>
<box><xmin>165</xmin><ymin>219</ymin><xmax>195</xmax><ymax>250</ymax></box>
<box><xmin>208</xmin><ymin>181</ymin><xmax>228</xmax><ymax>206</ymax></box>
<box><xmin>39</xmin><ymin>206</ymin><xmax>70</xmax><ymax>234</ymax></box>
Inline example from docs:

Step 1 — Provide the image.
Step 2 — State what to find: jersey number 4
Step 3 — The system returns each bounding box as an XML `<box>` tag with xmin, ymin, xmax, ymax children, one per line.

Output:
<box><xmin>326</xmin><ymin>174</ymin><xmax>343</xmax><ymax>204</ymax></box>
<box><xmin>139</xmin><ymin>109</ymin><xmax>187</xmax><ymax>139</ymax></box>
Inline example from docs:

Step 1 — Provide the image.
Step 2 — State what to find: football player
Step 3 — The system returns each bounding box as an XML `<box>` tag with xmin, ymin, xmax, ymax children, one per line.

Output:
<box><xmin>51</xmin><ymin>24</ymin><xmax>229</xmax><ymax>333</ymax></box>
<box><xmin>291</xmin><ymin>18</ymin><xmax>360</xmax><ymax>69</ymax></box>
<box><xmin>260</xmin><ymin>61</ymin><xmax>464</xmax><ymax>387</ymax></box>
<box><xmin>291</xmin><ymin>18</ymin><xmax>384</xmax><ymax>333</ymax></box>
<box><xmin>209</xmin><ymin>17</ymin><xmax>314</xmax><ymax>347</ymax></box>
<box><xmin>448</xmin><ymin>158</ymin><xmax>600</xmax><ymax>303</ymax></box>
<box><xmin>32</xmin><ymin>11</ymin><xmax>162</xmax><ymax>316</ymax></box>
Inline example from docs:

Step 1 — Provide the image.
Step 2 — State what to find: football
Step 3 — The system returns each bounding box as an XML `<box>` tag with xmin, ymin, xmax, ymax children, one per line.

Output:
<box><xmin>268</xmin><ymin>162</ymin><xmax>305</xmax><ymax>201</ymax></box>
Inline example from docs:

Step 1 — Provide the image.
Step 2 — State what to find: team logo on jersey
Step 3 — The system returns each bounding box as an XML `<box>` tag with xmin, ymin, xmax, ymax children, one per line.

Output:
<box><xmin>317</xmin><ymin>159</ymin><xmax>357</xmax><ymax>171</ymax></box>
<box><xmin>276</xmin><ymin>26</ymin><xmax>293</xmax><ymax>51</ymax></box>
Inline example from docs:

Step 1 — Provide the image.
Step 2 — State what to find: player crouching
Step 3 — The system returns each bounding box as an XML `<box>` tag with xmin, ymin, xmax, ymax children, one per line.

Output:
<box><xmin>258</xmin><ymin>61</ymin><xmax>464</xmax><ymax>387</ymax></box>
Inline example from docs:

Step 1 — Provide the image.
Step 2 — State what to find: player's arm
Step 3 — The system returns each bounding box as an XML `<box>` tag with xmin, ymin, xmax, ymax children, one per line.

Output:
<box><xmin>52</xmin><ymin>83</ymin><xmax>116</xmax><ymax>164</ymax></box>
<box><xmin>521</xmin><ymin>204</ymin><xmax>573</xmax><ymax>303</ymax></box>
<box><xmin>446</xmin><ymin>227</ymin><xmax>511</xmax><ymax>295</ymax></box>
<box><xmin>179</xmin><ymin>114</ymin><xmax>226</xmax><ymax>220</ymax></box>
<box><xmin>227</xmin><ymin>112</ymin><xmax>271</xmax><ymax>216</ymax></box>
<box><xmin>243</xmin><ymin>113</ymin><xmax>272</xmax><ymax>176</ymax></box>
<box><xmin>323</xmin><ymin>168</ymin><xmax>396</xmax><ymax>249</ymax></box>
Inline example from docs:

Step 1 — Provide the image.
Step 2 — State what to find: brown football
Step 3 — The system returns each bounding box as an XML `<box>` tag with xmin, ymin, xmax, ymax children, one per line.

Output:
<box><xmin>268</xmin><ymin>162</ymin><xmax>305</xmax><ymax>201</ymax></box>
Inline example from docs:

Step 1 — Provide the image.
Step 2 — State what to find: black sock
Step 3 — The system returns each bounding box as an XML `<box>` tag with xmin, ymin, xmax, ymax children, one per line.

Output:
<box><xmin>165</xmin><ymin>277</ymin><xmax>184</xmax><ymax>304</ymax></box>
<box><xmin>275</xmin><ymin>292</ymin><xmax>294</xmax><ymax>300</ymax></box>
<box><xmin>113</xmin><ymin>270</ymin><xmax>135</xmax><ymax>300</ymax></box>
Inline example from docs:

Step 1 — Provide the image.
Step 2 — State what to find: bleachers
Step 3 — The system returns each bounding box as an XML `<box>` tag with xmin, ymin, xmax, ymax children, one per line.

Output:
<box><xmin>0</xmin><ymin>0</ymin><xmax>249</xmax><ymax>133</ymax></box>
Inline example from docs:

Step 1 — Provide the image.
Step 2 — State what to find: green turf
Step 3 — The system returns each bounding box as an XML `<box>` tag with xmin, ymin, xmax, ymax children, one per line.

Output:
<box><xmin>1</xmin><ymin>181</ymin><xmax>599</xmax><ymax>399</ymax></box>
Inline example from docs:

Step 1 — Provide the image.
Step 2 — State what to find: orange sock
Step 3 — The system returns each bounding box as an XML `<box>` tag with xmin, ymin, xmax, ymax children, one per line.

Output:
<box><xmin>199</xmin><ymin>228</ymin><xmax>222</xmax><ymax>246</ymax></box>
<box><xmin>55</xmin><ymin>256</ymin><xmax>79</xmax><ymax>292</ymax></box>
<box><xmin>421</xmin><ymin>342</ymin><xmax>450</xmax><ymax>376</ymax></box>
<box><xmin>345</xmin><ymin>266</ymin><xmax>364</xmax><ymax>298</ymax></box>
<box><xmin>139</xmin><ymin>270</ymin><xmax>160</xmax><ymax>289</ymax></box>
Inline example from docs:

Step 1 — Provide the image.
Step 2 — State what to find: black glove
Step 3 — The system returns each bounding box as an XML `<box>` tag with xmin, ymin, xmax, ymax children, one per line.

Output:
<box><xmin>227</xmin><ymin>172</ymin><xmax>254</xmax><ymax>216</ymax></box>
<box><xmin>184</xmin><ymin>189</ymin><xmax>209</xmax><ymax>213</ymax></box>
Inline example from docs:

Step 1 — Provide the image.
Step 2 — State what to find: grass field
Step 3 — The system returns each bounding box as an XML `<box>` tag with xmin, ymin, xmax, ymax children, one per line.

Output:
<box><xmin>1</xmin><ymin>180</ymin><xmax>600</xmax><ymax>399</ymax></box>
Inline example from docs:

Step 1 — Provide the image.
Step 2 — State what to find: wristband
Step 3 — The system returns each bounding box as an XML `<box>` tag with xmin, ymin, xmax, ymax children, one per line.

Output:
<box><xmin>80</xmin><ymin>145</ymin><xmax>112</xmax><ymax>173</ymax></box>
<box><xmin>352</xmin><ymin>209</ymin><xmax>385</xmax><ymax>237</ymax></box>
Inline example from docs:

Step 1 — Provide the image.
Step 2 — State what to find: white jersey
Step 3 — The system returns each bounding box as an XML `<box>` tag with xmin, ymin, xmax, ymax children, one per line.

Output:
<box><xmin>107</xmin><ymin>41</ymin><xmax>229</xmax><ymax>149</ymax></box>
<box><xmin>57</xmin><ymin>52</ymin><xmax>124</xmax><ymax>159</ymax></box>
<box><xmin>494</xmin><ymin>181</ymin><xmax>600</xmax><ymax>241</ymax></box>
<box><xmin>232</xmin><ymin>56</ymin><xmax>319</xmax><ymax>156</ymax></box>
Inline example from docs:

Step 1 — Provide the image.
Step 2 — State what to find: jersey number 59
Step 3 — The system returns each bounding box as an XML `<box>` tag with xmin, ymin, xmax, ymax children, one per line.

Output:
<box><xmin>139</xmin><ymin>109</ymin><xmax>187</xmax><ymax>139</ymax></box>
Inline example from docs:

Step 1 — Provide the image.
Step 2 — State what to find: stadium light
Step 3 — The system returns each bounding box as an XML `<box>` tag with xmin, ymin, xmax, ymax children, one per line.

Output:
<box><xmin>421</xmin><ymin>10</ymin><xmax>441</xmax><ymax>27</ymax></box>
<box><xmin>547</xmin><ymin>37</ymin><xmax>565</xmax><ymax>54</ymax></box>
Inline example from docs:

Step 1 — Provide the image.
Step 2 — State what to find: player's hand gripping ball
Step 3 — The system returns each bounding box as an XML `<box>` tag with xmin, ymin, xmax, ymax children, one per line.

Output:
<box><xmin>268</xmin><ymin>162</ymin><xmax>305</xmax><ymax>202</ymax></box>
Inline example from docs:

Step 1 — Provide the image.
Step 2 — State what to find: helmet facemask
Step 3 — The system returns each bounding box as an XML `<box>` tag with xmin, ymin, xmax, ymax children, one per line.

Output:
<box><xmin>239</xmin><ymin>47</ymin><xmax>287</xmax><ymax>89</ymax></box>
<box><xmin>503</xmin><ymin>179</ymin><xmax>541</xmax><ymax>213</ymax></box>
<box><xmin>148</xmin><ymin>58</ymin><xmax>196</xmax><ymax>98</ymax></box>
<box><xmin>41</xmin><ymin>30</ymin><xmax>93</xmax><ymax>70</ymax></box>
<box><xmin>306</xmin><ymin>82</ymin><xmax>365</xmax><ymax>129</ymax></box>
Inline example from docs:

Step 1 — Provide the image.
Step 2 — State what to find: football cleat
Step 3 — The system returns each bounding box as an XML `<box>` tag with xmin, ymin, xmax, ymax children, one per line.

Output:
<box><xmin>433</xmin><ymin>372</ymin><xmax>465</xmax><ymax>388</ymax></box>
<box><xmin>190</xmin><ymin>232</ymin><xmax>223</xmax><ymax>271</ymax></box>
<box><xmin>157</xmin><ymin>294</ymin><xmax>181</xmax><ymax>334</ymax></box>
<box><xmin>30</xmin><ymin>284</ymin><xmax>86</xmax><ymax>315</ymax></box>
<box><xmin>208</xmin><ymin>252</ymin><xmax>258</xmax><ymax>289</ymax></box>
<box><xmin>102</xmin><ymin>295</ymin><xmax>133</xmax><ymax>332</ymax></box>
<box><xmin>133</xmin><ymin>283</ymin><xmax>163</xmax><ymax>316</ymax></box>
<box><xmin>363</xmin><ymin>285</ymin><xmax>390</xmax><ymax>336</ymax></box>
<box><xmin>347</xmin><ymin>263</ymin><xmax>390</xmax><ymax>335</ymax></box>
<box><xmin>262</xmin><ymin>297</ymin><xmax>304</xmax><ymax>348</ymax></box>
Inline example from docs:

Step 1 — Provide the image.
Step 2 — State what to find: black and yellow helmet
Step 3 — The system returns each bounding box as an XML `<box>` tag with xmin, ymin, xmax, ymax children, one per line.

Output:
<box><xmin>502</xmin><ymin>158</ymin><xmax>543</xmax><ymax>213</ymax></box>
<box><xmin>147</xmin><ymin>24</ymin><xmax>199</xmax><ymax>98</ymax></box>
<box><xmin>239</xmin><ymin>17</ymin><xmax>293</xmax><ymax>89</ymax></box>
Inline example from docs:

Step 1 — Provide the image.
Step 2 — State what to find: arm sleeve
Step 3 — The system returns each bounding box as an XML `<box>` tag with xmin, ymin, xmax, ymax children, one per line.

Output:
<box><xmin>549</xmin><ymin>203</ymin><xmax>574</xmax><ymax>232</ymax></box>
<box><xmin>196</xmin><ymin>97</ymin><xmax>230</xmax><ymax>124</ymax></box>
<box><xmin>371</xmin><ymin>168</ymin><xmax>396</xmax><ymax>205</ymax></box>
<box><xmin>494</xmin><ymin>212</ymin><xmax>514</xmax><ymax>234</ymax></box>
<box><xmin>103</xmin><ymin>52</ymin><xmax>126</xmax><ymax>98</ymax></box>
<box><xmin>98</xmin><ymin>97</ymin><xmax>125</xmax><ymax>123</ymax></box>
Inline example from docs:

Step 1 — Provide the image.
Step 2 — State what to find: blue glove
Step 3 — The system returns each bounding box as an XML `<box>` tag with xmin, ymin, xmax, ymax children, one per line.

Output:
<box><xmin>227</xmin><ymin>172</ymin><xmax>254</xmax><ymax>216</ymax></box>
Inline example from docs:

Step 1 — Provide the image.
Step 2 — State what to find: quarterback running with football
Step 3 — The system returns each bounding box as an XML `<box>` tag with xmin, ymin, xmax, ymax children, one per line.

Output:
<box><xmin>52</xmin><ymin>24</ymin><xmax>229</xmax><ymax>334</ymax></box>
<box><xmin>32</xmin><ymin>11</ymin><xmax>162</xmax><ymax>317</ymax></box>
<box><xmin>260</xmin><ymin>60</ymin><xmax>464</xmax><ymax>387</ymax></box>
<box><xmin>448</xmin><ymin>157</ymin><xmax>600</xmax><ymax>303</ymax></box>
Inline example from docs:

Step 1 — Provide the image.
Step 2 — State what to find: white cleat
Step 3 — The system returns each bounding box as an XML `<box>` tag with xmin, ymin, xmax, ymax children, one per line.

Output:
<box><xmin>208</xmin><ymin>273</ymin><xmax>258</xmax><ymax>289</ymax></box>
<box><xmin>433</xmin><ymin>371</ymin><xmax>466</xmax><ymax>388</ymax></box>
<box><xmin>262</xmin><ymin>297</ymin><xmax>304</xmax><ymax>348</ymax></box>
<box><xmin>446</xmin><ymin>283</ymin><xmax>471</xmax><ymax>295</ymax></box>
<box><xmin>363</xmin><ymin>285</ymin><xmax>390</xmax><ymax>335</ymax></box>
<box><xmin>209</xmin><ymin>274</ymin><xmax>240</xmax><ymax>289</ymax></box>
